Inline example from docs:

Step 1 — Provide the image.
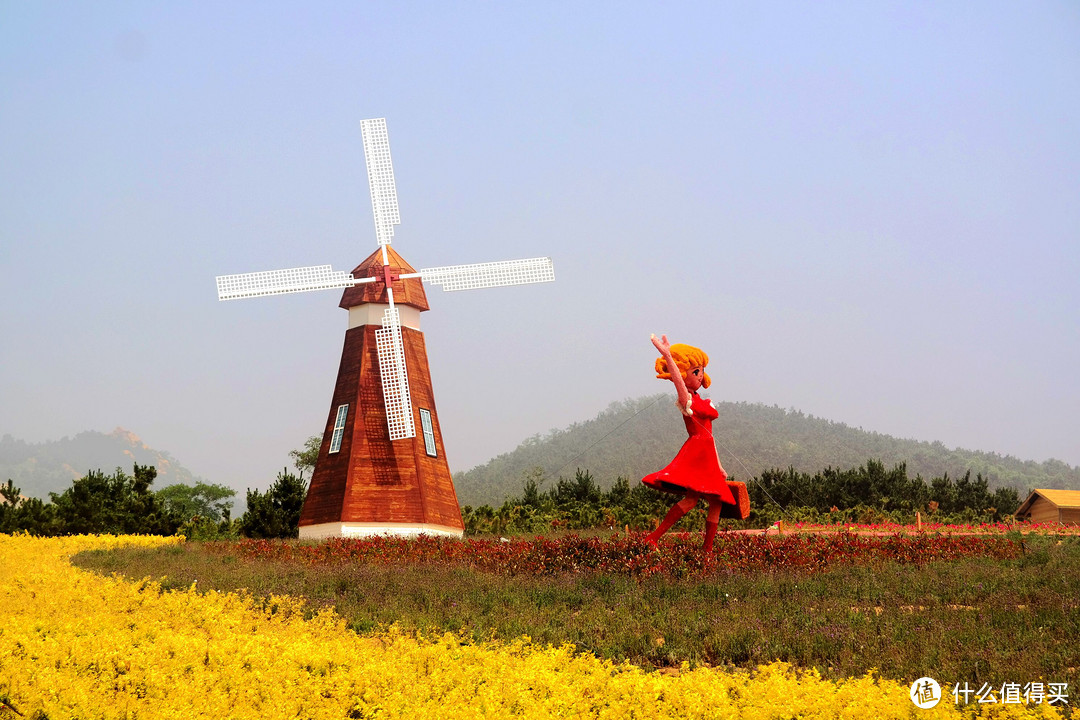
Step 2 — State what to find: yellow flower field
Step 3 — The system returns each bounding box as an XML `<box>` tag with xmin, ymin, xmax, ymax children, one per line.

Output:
<box><xmin>0</xmin><ymin>534</ymin><xmax>1067</xmax><ymax>719</ymax></box>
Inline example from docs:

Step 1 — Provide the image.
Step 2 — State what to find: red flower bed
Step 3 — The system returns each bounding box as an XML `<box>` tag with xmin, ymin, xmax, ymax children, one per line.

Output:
<box><xmin>210</xmin><ymin>532</ymin><xmax>1021</xmax><ymax>579</ymax></box>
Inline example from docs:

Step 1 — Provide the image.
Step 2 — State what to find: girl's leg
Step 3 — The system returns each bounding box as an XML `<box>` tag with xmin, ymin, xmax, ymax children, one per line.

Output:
<box><xmin>703</xmin><ymin>497</ymin><xmax>723</xmax><ymax>552</ymax></box>
<box><xmin>646</xmin><ymin>491</ymin><xmax>700</xmax><ymax>546</ymax></box>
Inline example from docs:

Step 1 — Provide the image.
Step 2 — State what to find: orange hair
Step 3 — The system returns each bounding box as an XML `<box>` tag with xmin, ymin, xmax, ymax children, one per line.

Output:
<box><xmin>655</xmin><ymin>343</ymin><xmax>711</xmax><ymax>388</ymax></box>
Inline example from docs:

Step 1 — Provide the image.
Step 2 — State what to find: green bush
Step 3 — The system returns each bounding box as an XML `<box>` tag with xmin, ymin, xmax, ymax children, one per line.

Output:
<box><xmin>239</xmin><ymin>468</ymin><xmax>308</xmax><ymax>539</ymax></box>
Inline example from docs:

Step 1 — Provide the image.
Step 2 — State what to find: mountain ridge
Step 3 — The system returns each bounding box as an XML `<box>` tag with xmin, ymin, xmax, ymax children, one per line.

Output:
<box><xmin>452</xmin><ymin>394</ymin><xmax>1080</xmax><ymax>507</ymax></box>
<box><xmin>0</xmin><ymin>428</ymin><xmax>201</xmax><ymax>499</ymax></box>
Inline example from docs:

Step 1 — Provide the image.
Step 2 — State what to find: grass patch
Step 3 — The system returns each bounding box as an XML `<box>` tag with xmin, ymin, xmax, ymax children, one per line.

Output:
<box><xmin>73</xmin><ymin>533</ymin><xmax>1080</xmax><ymax>689</ymax></box>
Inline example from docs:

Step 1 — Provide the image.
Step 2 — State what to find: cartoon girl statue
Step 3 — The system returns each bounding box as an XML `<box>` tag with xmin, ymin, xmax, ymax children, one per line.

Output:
<box><xmin>642</xmin><ymin>334</ymin><xmax>735</xmax><ymax>551</ymax></box>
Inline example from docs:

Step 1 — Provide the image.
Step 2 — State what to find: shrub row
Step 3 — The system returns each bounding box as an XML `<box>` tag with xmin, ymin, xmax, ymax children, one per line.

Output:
<box><xmin>213</xmin><ymin>531</ymin><xmax>1022</xmax><ymax>578</ymax></box>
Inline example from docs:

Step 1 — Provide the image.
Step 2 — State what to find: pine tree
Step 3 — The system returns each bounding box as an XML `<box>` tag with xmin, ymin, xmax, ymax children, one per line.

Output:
<box><xmin>239</xmin><ymin>468</ymin><xmax>308</xmax><ymax>539</ymax></box>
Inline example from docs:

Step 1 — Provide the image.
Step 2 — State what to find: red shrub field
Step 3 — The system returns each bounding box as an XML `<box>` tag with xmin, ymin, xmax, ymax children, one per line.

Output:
<box><xmin>212</xmin><ymin>531</ymin><xmax>1023</xmax><ymax>578</ymax></box>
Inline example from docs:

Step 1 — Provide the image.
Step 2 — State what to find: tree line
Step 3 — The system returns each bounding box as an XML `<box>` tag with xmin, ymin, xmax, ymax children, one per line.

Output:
<box><xmin>0</xmin><ymin>464</ymin><xmax>308</xmax><ymax>540</ymax></box>
<box><xmin>462</xmin><ymin>459</ymin><xmax>1024</xmax><ymax>535</ymax></box>
<box><xmin>1</xmin><ymin>452</ymin><xmax>1026</xmax><ymax>540</ymax></box>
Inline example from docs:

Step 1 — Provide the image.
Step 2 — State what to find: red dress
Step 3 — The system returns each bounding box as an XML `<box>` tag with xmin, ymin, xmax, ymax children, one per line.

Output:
<box><xmin>642</xmin><ymin>392</ymin><xmax>736</xmax><ymax>504</ymax></box>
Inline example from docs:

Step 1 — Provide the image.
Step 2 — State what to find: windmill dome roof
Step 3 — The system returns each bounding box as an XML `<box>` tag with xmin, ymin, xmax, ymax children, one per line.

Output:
<box><xmin>340</xmin><ymin>246</ymin><xmax>430</xmax><ymax>312</ymax></box>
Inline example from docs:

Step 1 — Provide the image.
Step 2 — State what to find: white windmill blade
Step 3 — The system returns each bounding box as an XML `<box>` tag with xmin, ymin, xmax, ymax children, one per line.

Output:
<box><xmin>374</xmin><ymin>305</ymin><xmax>416</xmax><ymax>440</ymax></box>
<box><xmin>216</xmin><ymin>265</ymin><xmax>375</xmax><ymax>301</ymax></box>
<box><xmin>411</xmin><ymin>257</ymin><xmax>555</xmax><ymax>292</ymax></box>
<box><xmin>361</xmin><ymin>118</ymin><xmax>400</xmax><ymax>247</ymax></box>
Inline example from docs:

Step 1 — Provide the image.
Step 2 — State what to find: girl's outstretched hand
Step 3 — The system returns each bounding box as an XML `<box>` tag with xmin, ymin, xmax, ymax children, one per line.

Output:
<box><xmin>652</xmin><ymin>333</ymin><xmax>692</xmax><ymax>414</ymax></box>
<box><xmin>651</xmin><ymin>333</ymin><xmax>672</xmax><ymax>357</ymax></box>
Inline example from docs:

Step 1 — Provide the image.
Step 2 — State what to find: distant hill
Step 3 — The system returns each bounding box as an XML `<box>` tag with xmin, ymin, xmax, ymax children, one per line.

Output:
<box><xmin>0</xmin><ymin>428</ymin><xmax>201</xmax><ymax>500</ymax></box>
<box><xmin>452</xmin><ymin>394</ymin><xmax>1080</xmax><ymax>507</ymax></box>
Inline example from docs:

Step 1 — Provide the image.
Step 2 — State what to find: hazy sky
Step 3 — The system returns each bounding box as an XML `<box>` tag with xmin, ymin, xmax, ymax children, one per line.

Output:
<box><xmin>2</xmin><ymin>2</ymin><xmax>1077</xmax><ymax>494</ymax></box>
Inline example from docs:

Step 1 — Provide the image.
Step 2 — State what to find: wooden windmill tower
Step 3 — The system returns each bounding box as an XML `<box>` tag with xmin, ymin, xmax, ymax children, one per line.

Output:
<box><xmin>216</xmin><ymin>118</ymin><xmax>554</xmax><ymax>539</ymax></box>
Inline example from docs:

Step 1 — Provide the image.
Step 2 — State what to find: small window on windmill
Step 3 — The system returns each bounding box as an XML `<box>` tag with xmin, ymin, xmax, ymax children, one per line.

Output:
<box><xmin>419</xmin><ymin>408</ymin><xmax>437</xmax><ymax>457</ymax></box>
<box><xmin>329</xmin><ymin>404</ymin><xmax>349</xmax><ymax>454</ymax></box>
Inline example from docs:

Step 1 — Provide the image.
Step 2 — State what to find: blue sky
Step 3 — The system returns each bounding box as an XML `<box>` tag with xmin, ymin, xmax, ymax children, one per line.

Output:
<box><xmin>1</xmin><ymin>2</ymin><xmax>1077</xmax><ymax>493</ymax></box>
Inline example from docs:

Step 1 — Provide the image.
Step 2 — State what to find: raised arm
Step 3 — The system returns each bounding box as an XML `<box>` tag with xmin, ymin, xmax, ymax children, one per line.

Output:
<box><xmin>651</xmin><ymin>334</ymin><xmax>693</xmax><ymax>415</ymax></box>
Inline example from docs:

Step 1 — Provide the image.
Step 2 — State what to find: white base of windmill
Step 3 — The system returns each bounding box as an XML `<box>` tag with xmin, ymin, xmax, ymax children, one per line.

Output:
<box><xmin>298</xmin><ymin>521</ymin><xmax>464</xmax><ymax>540</ymax></box>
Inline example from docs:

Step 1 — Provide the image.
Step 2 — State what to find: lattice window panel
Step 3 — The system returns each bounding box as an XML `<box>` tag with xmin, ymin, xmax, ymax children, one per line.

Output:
<box><xmin>418</xmin><ymin>257</ymin><xmax>555</xmax><ymax>292</ymax></box>
<box><xmin>361</xmin><ymin>118</ymin><xmax>400</xmax><ymax>247</ymax></box>
<box><xmin>375</xmin><ymin>308</ymin><xmax>415</xmax><ymax>440</ymax></box>
<box><xmin>216</xmin><ymin>265</ymin><xmax>355</xmax><ymax>301</ymax></box>
<box><xmin>419</xmin><ymin>408</ymin><xmax>437</xmax><ymax>457</ymax></box>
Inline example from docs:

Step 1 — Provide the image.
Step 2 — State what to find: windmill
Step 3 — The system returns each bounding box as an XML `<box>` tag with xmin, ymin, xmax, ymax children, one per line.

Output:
<box><xmin>216</xmin><ymin>118</ymin><xmax>554</xmax><ymax>539</ymax></box>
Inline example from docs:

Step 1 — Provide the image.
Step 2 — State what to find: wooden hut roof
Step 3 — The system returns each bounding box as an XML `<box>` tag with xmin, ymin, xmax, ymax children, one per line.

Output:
<box><xmin>1015</xmin><ymin>489</ymin><xmax>1080</xmax><ymax>516</ymax></box>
